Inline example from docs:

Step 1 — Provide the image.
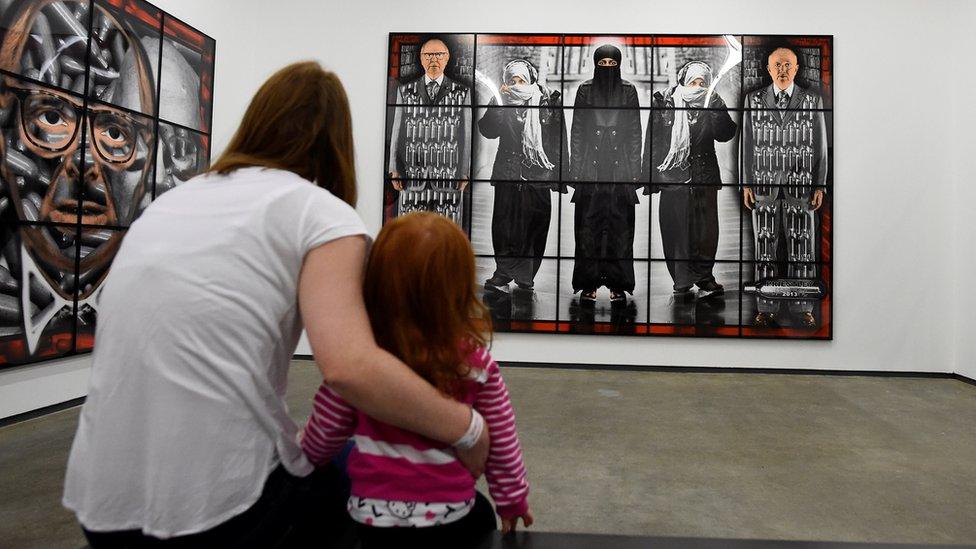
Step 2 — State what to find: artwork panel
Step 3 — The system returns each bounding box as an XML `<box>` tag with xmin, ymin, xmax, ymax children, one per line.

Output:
<box><xmin>469</xmin><ymin>181</ymin><xmax>559</xmax><ymax>260</ymax></box>
<box><xmin>649</xmin><ymin>184</ymin><xmax>743</xmax><ymax>262</ymax></box>
<box><xmin>648</xmin><ymin>107</ymin><xmax>741</xmax><ymax>187</ymax></box>
<box><xmin>388</xmin><ymin>33</ymin><xmax>474</xmax><ymax>105</ymax></box>
<box><xmin>153</xmin><ymin>122</ymin><xmax>209</xmax><ymax>198</ymax></box>
<box><xmin>561</xmin><ymin>35</ymin><xmax>654</xmax><ymax>107</ymax></box>
<box><xmin>159</xmin><ymin>13</ymin><xmax>215</xmax><ymax>133</ymax></box>
<box><xmin>0</xmin><ymin>0</ymin><xmax>95</xmax><ymax>90</ymax></box>
<box><xmin>383</xmin><ymin>177</ymin><xmax>470</xmax><ymax>229</ymax></box>
<box><xmin>648</xmin><ymin>258</ymin><xmax>741</xmax><ymax>333</ymax></box>
<box><xmin>479</xmin><ymin>256</ymin><xmax>559</xmax><ymax>327</ymax></box>
<box><xmin>740</xmin><ymin>109</ymin><xmax>832</xmax><ymax>189</ymax></box>
<box><xmin>740</xmin><ymin>260</ymin><xmax>831</xmax><ymax>338</ymax></box>
<box><xmin>557</xmin><ymin>258</ymin><xmax>649</xmax><ymax>332</ymax></box>
<box><xmin>651</xmin><ymin>35</ymin><xmax>744</xmax><ymax>110</ymax></box>
<box><xmin>473</xmin><ymin>105</ymin><xmax>566</xmax><ymax>184</ymax></box>
<box><xmin>473</xmin><ymin>35</ymin><xmax>562</xmax><ymax>108</ymax></box>
<box><xmin>558</xmin><ymin>180</ymin><xmax>650</xmax><ymax>260</ymax></box>
<box><xmin>0</xmin><ymin>74</ymin><xmax>84</xmax><ymax>229</ymax></box>
<box><xmin>83</xmin><ymin>0</ymin><xmax>163</xmax><ymax>117</ymax></box>
<box><xmin>0</xmin><ymin>222</ymin><xmax>79</xmax><ymax>366</ymax></box>
<box><xmin>742</xmin><ymin>35</ymin><xmax>832</xmax><ymax>109</ymax></box>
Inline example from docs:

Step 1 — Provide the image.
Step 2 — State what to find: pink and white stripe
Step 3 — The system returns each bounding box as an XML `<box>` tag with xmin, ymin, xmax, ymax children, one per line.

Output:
<box><xmin>300</xmin><ymin>347</ymin><xmax>530</xmax><ymax>519</ymax></box>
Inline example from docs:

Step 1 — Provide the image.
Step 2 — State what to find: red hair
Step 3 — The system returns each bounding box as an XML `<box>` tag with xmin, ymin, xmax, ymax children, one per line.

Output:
<box><xmin>364</xmin><ymin>213</ymin><xmax>492</xmax><ymax>394</ymax></box>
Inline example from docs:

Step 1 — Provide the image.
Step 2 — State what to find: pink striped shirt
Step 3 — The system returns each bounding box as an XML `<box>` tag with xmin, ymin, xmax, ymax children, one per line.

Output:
<box><xmin>301</xmin><ymin>347</ymin><xmax>529</xmax><ymax>518</ymax></box>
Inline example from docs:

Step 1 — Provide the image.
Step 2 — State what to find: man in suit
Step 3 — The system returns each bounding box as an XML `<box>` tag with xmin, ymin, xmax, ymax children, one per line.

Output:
<box><xmin>742</xmin><ymin>46</ymin><xmax>828</xmax><ymax>328</ymax></box>
<box><xmin>387</xmin><ymin>37</ymin><xmax>471</xmax><ymax>225</ymax></box>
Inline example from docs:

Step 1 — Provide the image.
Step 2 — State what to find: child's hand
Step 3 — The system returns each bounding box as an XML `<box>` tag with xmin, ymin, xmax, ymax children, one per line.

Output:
<box><xmin>501</xmin><ymin>510</ymin><xmax>534</xmax><ymax>534</ymax></box>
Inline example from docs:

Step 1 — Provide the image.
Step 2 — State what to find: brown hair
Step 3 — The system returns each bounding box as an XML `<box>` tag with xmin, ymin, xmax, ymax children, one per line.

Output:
<box><xmin>209</xmin><ymin>61</ymin><xmax>357</xmax><ymax>206</ymax></box>
<box><xmin>364</xmin><ymin>213</ymin><xmax>492</xmax><ymax>394</ymax></box>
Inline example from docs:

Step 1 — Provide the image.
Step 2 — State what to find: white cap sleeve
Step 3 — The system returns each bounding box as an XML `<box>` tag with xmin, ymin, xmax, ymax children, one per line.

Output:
<box><xmin>297</xmin><ymin>188</ymin><xmax>370</xmax><ymax>255</ymax></box>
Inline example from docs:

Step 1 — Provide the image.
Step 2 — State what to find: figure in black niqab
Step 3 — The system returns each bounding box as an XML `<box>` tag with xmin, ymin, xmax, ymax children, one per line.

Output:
<box><xmin>569</xmin><ymin>44</ymin><xmax>643</xmax><ymax>304</ymax></box>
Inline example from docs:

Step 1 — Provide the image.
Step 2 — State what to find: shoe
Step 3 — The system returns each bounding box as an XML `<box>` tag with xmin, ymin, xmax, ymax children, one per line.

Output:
<box><xmin>609</xmin><ymin>289</ymin><xmax>627</xmax><ymax>303</ymax></box>
<box><xmin>673</xmin><ymin>286</ymin><xmax>694</xmax><ymax>302</ymax></box>
<box><xmin>580</xmin><ymin>289</ymin><xmax>597</xmax><ymax>303</ymax></box>
<box><xmin>513</xmin><ymin>283</ymin><xmax>535</xmax><ymax>300</ymax></box>
<box><xmin>484</xmin><ymin>275</ymin><xmax>511</xmax><ymax>293</ymax></box>
<box><xmin>798</xmin><ymin>312</ymin><xmax>817</xmax><ymax>328</ymax></box>
<box><xmin>754</xmin><ymin>312</ymin><xmax>776</xmax><ymax>327</ymax></box>
<box><xmin>696</xmin><ymin>279</ymin><xmax>724</xmax><ymax>298</ymax></box>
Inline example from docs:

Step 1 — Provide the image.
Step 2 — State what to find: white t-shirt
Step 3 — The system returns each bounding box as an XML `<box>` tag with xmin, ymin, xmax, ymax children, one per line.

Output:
<box><xmin>62</xmin><ymin>167</ymin><xmax>368</xmax><ymax>538</ymax></box>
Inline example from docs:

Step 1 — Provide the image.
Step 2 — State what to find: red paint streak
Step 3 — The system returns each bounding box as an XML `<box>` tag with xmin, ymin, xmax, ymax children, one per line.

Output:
<box><xmin>164</xmin><ymin>16</ymin><xmax>206</xmax><ymax>49</ymax></box>
<box><xmin>510</xmin><ymin>321</ymin><xmax>557</xmax><ymax>331</ymax></box>
<box><xmin>654</xmin><ymin>36</ymin><xmax>729</xmax><ymax>47</ymax></box>
<box><xmin>477</xmin><ymin>35</ymin><xmax>561</xmax><ymax>46</ymax></box>
<box><xmin>564</xmin><ymin>35</ymin><xmax>652</xmax><ymax>47</ymax></box>
<box><xmin>76</xmin><ymin>333</ymin><xmax>95</xmax><ymax>352</ymax></box>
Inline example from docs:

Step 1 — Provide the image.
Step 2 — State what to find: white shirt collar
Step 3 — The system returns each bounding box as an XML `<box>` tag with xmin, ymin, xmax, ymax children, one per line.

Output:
<box><xmin>425</xmin><ymin>74</ymin><xmax>445</xmax><ymax>87</ymax></box>
<box><xmin>772</xmin><ymin>82</ymin><xmax>796</xmax><ymax>98</ymax></box>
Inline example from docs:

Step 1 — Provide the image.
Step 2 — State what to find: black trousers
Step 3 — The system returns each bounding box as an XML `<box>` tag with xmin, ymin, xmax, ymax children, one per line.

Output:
<box><xmin>82</xmin><ymin>465</ymin><xmax>351</xmax><ymax>549</ymax></box>
<box><xmin>490</xmin><ymin>183</ymin><xmax>552</xmax><ymax>287</ymax></box>
<box><xmin>571</xmin><ymin>189</ymin><xmax>636</xmax><ymax>293</ymax></box>
<box><xmin>356</xmin><ymin>491</ymin><xmax>497</xmax><ymax>549</ymax></box>
<box><xmin>659</xmin><ymin>186</ymin><xmax>719</xmax><ymax>290</ymax></box>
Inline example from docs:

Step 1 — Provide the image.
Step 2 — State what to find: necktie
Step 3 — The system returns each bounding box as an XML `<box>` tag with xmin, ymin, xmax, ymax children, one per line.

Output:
<box><xmin>776</xmin><ymin>91</ymin><xmax>790</xmax><ymax>109</ymax></box>
<box><xmin>427</xmin><ymin>81</ymin><xmax>439</xmax><ymax>101</ymax></box>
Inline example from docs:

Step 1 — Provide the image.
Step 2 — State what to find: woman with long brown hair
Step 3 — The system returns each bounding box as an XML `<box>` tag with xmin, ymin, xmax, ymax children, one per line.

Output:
<box><xmin>63</xmin><ymin>62</ymin><xmax>489</xmax><ymax>547</ymax></box>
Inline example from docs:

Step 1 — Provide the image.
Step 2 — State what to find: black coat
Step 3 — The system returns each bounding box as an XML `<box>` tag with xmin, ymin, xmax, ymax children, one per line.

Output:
<box><xmin>569</xmin><ymin>80</ymin><xmax>643</xmax><ymax>204</ymax></box>
<box><xmin>477</xmin><ymin>88</ymin><xmax>566</xmax><ymax>184</ymax></box>
<box><xmin>643</xmin><ymin>88</ymin><xmax>737</xmax><ymax>188</ymax></box>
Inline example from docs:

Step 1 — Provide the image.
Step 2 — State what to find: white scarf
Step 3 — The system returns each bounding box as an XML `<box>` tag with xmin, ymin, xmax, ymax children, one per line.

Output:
<box><xmin>504</xmin><ymin>62</ymin><xmax>554</xmax><ymax>171</ymax></box>
<box><xmin>658</xmin><ymin>64</ymin><xmax>711</xmax><ymax>172</ymax></box>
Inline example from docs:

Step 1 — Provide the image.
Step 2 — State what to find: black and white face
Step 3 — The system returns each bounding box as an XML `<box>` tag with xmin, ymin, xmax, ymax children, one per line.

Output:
<box><xmin>0</xmin><ymin>0</ymin><xmax>155</xmax><ymax>297</ymax></box>
<box><xmin>767</xmin><ymin>48</ymin><xmax>799</xmax><ymax>90</ymax></box>
<box><xmin>596</xmin><ymin>57</ymin><xmax>618</xmax><ymax>67</ymax></box>
<box><xmin>420</xmin><ymin>39</ymin><xmax>450</xmax><ymax>80</ymax></box>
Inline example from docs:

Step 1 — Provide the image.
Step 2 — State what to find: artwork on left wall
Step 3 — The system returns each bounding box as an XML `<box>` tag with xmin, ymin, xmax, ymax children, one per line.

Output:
<box><xmin>0</xmin><ymin>0</ymin><xmax>215</xmax><ymax>367</ymax></box>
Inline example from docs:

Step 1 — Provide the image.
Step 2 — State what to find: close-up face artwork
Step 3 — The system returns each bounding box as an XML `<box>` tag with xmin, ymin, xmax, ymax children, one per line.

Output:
<box><xmin>0</xmin><ymin>0</ymin><xmax>156</xmax><ymax>300</ymax></box>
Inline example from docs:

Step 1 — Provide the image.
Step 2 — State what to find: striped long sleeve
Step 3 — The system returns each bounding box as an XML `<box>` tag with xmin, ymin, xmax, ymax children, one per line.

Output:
<box><xmin>473</xmin><ymin>351</ymin><xmax>530</xmax><ymax>518</ymax></box>
<box><xmin>300</xmin><ymin>382</ymin><xmax>358</xmax><ymax>465</ymax></box>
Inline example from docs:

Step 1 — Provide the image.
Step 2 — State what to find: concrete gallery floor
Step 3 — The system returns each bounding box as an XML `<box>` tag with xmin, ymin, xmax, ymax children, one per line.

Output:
<box><xmin>1</xmin><ymin>362</ymin><xmax>975</xmax><ymax>548</ymax></box>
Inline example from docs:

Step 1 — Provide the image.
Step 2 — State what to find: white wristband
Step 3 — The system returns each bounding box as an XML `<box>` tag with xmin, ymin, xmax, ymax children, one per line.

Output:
<box><xmin>452</xmin><ymin>409</ymin><xmax>484</xmax><ymax>450</ymax></box>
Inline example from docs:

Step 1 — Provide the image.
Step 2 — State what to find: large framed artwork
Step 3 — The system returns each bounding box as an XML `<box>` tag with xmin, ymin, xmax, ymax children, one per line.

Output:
<box><xmin>384</xmin><ymin>33</ymin><xmax>832</xmax><ymax>339</ymax></box>
<box><xmin>0</xmin><ymin>0</ymin><xmax>214</xmax><ymax>367</ymax></box>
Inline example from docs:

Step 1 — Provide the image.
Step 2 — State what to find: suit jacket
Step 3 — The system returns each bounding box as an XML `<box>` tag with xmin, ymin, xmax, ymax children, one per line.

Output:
<box><xmin>742</xmin><ymin>83</ymin><xmax>828</xmax><ymax>196</ymax></box>
<box><xmin>387</xmin><ymin>75</ymin><xmax>471</xmax><ymax>180</ymax></box>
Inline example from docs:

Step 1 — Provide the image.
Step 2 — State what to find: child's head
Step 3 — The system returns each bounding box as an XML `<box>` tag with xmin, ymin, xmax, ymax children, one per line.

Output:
<box><xmin>364</xmin><ymin>212</ymin><xmax>491</xmax><ymax>393</ymax></box>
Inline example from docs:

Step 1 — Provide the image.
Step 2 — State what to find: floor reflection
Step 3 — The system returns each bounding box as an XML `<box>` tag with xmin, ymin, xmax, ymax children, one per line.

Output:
<box><xmin>483</xmin><ymin>287</ymin><xmax>536</xmax><ymax>322</ymax></box>
<box><xmin>649</xmin><ymin>288</ymin><xmax>741</xmax><ymax>328</ymax></box>
<box><xmin>567</xmin><ymin>296</ymin><xmax>639</xmax><ymax>324</ymax></box>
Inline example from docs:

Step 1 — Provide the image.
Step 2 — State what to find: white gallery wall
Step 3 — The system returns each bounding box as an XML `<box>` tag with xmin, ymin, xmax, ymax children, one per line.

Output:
<box><xmin>952</xmin><ymin>13</ymin><xmax>976</xmax><ymax>382</ymax></box>
<box><xmin>1</xmin><ymin>0</ymin><xmax>973</xmax><ymax>419</ymax></box>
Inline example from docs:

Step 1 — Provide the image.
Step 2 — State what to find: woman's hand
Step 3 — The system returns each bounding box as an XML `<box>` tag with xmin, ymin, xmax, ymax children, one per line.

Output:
<box><xmin>300</xmin><ymin>237</ymin><xmax>481</xmax><ymax>451</ymax></box>
<box><xmin>501</xmin><ymin>510</ymin><xmax>534</xmax><ymax>534</ymax></box>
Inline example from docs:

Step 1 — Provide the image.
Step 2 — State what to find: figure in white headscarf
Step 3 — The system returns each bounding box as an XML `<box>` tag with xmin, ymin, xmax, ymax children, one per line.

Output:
<box><xmin>643</xmin><ymin>60</ymin><xmax>737</xmax><ymax>299</ymax></box>
<box><xmin>479</xmin><ymin>58</ymin><xmax>565</xmax><ymax>296</ymax></box>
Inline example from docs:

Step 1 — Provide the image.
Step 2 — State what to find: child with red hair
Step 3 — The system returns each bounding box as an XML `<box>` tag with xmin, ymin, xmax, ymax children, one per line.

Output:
<box><xmin>301</xmin><ymin>212</ymin><xmax>532</xmax><ymax>546</ymax></box>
